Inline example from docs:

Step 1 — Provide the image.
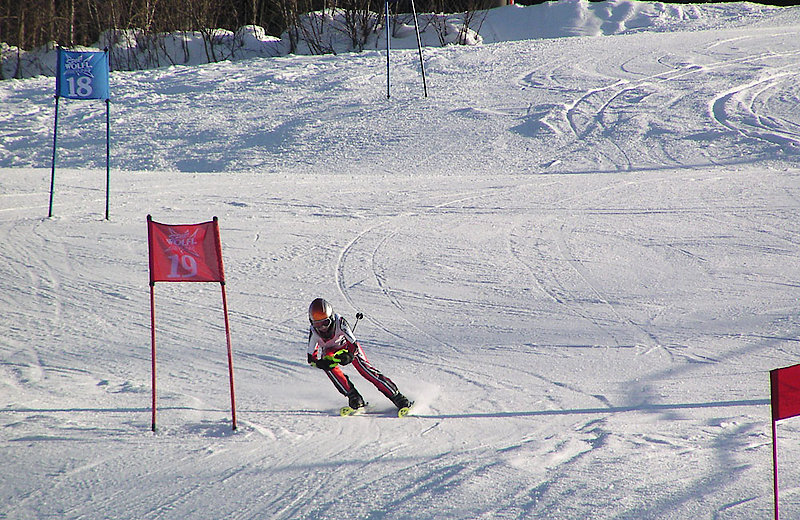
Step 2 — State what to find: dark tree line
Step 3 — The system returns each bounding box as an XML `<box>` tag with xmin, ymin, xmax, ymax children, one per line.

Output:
<box><xmin>0</xmin><ymin>0</ymin><xmax>316</xmax><ymax>51</ymax></box>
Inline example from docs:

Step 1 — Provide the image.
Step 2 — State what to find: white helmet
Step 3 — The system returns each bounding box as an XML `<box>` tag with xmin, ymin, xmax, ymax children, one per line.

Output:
<box><xmin>309</xmin><ymin>298</ymin><xmax>334</xmax><ymax>337</ymax></box>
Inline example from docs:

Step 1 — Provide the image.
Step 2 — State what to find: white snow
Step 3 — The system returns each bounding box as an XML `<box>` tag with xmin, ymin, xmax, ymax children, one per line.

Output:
<box><xmin>2</xmin><ymin>1</ymin><xmax>800</xmax><ymax>518</ymax></box>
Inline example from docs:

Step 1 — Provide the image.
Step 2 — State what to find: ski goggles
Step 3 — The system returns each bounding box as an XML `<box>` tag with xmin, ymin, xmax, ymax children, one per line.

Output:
<box><xmin>311</xmin><ymin>317</ymin><xmax>333</xmax><ymax>330</ymax></box>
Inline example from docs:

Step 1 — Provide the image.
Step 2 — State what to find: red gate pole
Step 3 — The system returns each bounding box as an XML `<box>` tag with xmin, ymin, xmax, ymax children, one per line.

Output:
<box><xmin>147</xmin><ymin>215</ymin><xmax>158</xmax><ymax>432</ymax></box>
<box><xmin>212</xmin><ymin>217</ymin><xmax>237</xmax><ymax>431</ymax></box>
<box><xmin>220</xmin><ymin>282</ymin><xmax>237</xmax><ymax>431</ymax></box>
<box><xmin>150</xmin><ymin>282</ymin><xmax>158</xmax><ymax>432</ymax></box>
<box><xmin>773</xmin><ymin>417</ymin><xmax>780</xmax><ymax>520</ymax></box>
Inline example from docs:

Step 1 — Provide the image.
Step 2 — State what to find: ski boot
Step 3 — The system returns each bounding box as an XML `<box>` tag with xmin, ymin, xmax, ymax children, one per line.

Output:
<box><xmin>347</xmin><ymin>390</ymin><xmax>366</xmax><ymax>409</ymax></box>
<box><xmin>390</xmin><ymin>393</ymin><xmax>411</xmax><ymax>409</ymax></box>
<box><xmin>340</xmin><ymin>390</ymin><xmax>367</xmax><ymax>416</ymax></box>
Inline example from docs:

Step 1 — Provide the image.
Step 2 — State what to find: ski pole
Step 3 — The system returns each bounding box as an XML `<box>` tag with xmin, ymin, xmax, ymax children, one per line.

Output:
<box><xmin>353</xmin><ymin>312</ymin><xmax>364</xmax><ymax>331</ymax></box>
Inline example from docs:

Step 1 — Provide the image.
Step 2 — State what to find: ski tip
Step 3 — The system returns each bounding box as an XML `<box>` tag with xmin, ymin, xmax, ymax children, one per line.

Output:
<box><xmin>340</xmin><ymin>404</ymin><xmax>368</xmax><ymax>416</ymax></box>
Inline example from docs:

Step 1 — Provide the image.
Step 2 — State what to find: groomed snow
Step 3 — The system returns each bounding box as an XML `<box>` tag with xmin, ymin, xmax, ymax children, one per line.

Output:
<box><xmin>2</xmin><ymin>1</ymin><xmax>800</xmax><ymax>519</ymax></box>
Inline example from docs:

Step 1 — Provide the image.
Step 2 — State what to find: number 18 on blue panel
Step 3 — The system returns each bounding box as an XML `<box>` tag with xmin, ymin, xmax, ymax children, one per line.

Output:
<box><xmin>56</xmin><ymin>49</ymin><xmax>109</xmax><ymax>100</ymax></box>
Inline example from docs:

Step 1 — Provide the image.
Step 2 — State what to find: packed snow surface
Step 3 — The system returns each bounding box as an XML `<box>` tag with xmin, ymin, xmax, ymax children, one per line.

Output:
<box><xmin>2</xmin><ymin>1</ymin><xmax>800</xmax><ymax>519</ymax></box>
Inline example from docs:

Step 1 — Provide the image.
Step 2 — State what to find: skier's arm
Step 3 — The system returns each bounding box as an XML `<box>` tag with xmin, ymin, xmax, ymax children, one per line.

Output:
<box><xmin>339</xmin><ymin>317</ymin><xmax>357</xmax><ymax>345</ymax></box>
<box><xmin>322</xmin><ymin>317</ymin><xmax>355</xmax><ymax>365</ymax></box>
<box><xmin>307</xmin><ymin>331</ymin><xmax>321</xmax><ymax>366</ymax></box>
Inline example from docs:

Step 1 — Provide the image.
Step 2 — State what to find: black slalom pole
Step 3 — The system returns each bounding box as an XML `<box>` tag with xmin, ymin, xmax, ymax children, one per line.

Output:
<box><xmin>409</xmin><ymin>0</ymin><xmax>428</xmax><ymax>98</ymax></box>
<box><xmin>385</xmin><ymin>0</ymin><xmax>391</xmax><ymax>99</ymax></box>
<box><xmin>353</xmin><ymin>312</ymin><xmax>364</xmax><ymax>332</ymax></box>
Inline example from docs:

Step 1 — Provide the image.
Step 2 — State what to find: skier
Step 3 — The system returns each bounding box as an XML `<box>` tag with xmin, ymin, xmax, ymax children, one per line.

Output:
<box><xmin>306</xmin><ymin>298</ymin><xmax>411</xmax><ymax>411</ymax></box>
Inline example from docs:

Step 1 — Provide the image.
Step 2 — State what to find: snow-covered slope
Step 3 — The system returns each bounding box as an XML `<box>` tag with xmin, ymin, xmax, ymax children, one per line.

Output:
<box><xmin>2</xmin><ymin>2</ymin><xmax>800</xmax><ymax>519</ymax></box>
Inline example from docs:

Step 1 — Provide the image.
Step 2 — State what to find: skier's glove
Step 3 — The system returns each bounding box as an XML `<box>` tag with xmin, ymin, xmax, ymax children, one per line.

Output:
<box><xmin>314</xmin><ymin>357</ymin><xmax>337</xmax><ymax>370</ymax></box>
<box><xmin>333</xmin><ymin>349</ymin><xmax>353</xmax><ymax>366</ymax></box>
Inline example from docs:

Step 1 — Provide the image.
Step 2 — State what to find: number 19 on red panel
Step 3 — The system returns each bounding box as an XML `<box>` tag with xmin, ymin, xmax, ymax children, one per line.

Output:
<box><xmin>167</xmin><ymin>253</ymin><xmax>199</xmax><ymax>279</ymax></box>
<box><xmin>147</xmin><ymin>217</ymin><xmax>224</xmax><ymax>284</ymax></box>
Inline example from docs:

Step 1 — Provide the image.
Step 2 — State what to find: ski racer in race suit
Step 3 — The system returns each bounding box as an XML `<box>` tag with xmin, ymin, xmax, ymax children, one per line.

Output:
<box><xmin>307</xmin><ymin>298</ymin><xmax>411</xmax><ymax>410</ymax></box>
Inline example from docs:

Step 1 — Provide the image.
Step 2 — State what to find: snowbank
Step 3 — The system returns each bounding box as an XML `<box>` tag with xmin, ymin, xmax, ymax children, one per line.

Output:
<box><xmin>2</xmin><ymin>0</ymin><xmax>795</xmax><ymax>79</ymax></box>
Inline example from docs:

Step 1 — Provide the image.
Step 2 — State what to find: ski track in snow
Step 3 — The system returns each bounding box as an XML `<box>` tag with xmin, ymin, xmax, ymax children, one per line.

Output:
<box><xmin>4</xmin><ymin>4</ymin><xmax>800</xmax><ymax>519</ymax></box>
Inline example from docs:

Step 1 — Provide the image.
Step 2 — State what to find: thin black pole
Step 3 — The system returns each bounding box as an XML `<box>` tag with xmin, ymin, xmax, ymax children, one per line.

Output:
<box><xmin>105</xmin><ymin>98</ymin><xmax>110</xmax><ymax>220</ymax></box>
<box><xmin>49</xmin><ymin>95</ymin><xmax>60</xmax><ymax>218</ymax></box>
<box><xmin>409</xmin><ymin>0</ymin><xmax>428</xmax><ymax>98</ymax></box>
<box><xmin>386</xmin><ymin>0</ymin><xmax>391</xmax><ymax>99</ymax></box>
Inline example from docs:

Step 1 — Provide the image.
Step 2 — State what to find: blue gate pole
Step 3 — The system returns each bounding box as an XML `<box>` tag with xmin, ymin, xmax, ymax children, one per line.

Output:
<box><xmin>105</xmin><ymin>98</ymin><xmax>110</xmax><ymax>220</ymax></box>
<box><xmin>49</xmin><ymin>95</ymin><xmax>60</xmax><ymax>218</ymax></box>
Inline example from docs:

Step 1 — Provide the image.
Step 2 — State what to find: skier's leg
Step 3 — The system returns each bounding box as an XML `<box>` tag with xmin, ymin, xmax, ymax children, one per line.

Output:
<box><xmin>325</xmin><ymin>366</ymin><xmax>353</xmax><ymax>396</ymax></box>
<box><xmin>326</xmin><ymin>366</ymin><xmax>365</xmax><ymax>408</ymax></box>
<box><xmin>351</xmin><ymin>344</ymin><xmax>399</xmax><ymax>398</ymax></box>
